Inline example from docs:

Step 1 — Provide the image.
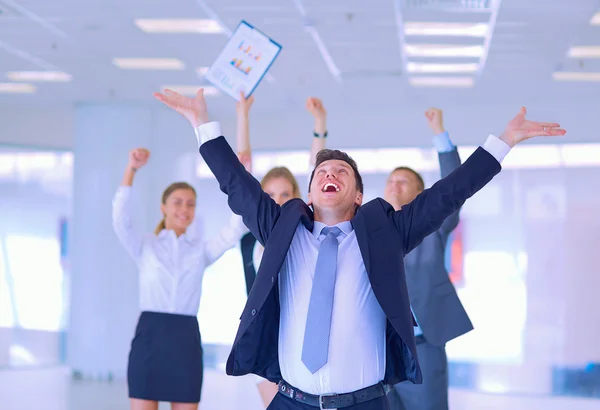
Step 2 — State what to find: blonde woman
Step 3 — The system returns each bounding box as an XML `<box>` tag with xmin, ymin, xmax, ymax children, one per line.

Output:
<box><xmin>112</xmin><ymin>148</ymin><xmax>247</xmax><ymax>410</ymax></box>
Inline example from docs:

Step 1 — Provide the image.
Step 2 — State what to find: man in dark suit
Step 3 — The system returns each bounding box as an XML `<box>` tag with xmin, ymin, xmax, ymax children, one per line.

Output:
<box><xmin>385</xmin><ymin>108</ymin><xmax>472</xmax><ymax>410</ymax></box>
<box><xmin>155</xmin><ymin>88</ymin><xmax>565</xmax><ymax>410</ymax></box>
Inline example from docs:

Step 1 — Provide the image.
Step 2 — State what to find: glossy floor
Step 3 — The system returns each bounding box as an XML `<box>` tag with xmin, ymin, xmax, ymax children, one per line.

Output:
<box><xmin>1</xmin><ymin>367</ymin><xmax>599</xmax><ymax>410</ymax></box>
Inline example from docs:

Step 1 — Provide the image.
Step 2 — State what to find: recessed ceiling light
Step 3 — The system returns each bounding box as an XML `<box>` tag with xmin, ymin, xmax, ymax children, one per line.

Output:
<box><xmin>113</xmin><ymin>58</ymin><xmax>185</xmax><ymax>70</ymax></box>
<box><xmin>134</xmin><ymin>19</ymin><xmax>223</xmax><ymax>33</ymax></box>
<box><xmin>553</xmin><ymin>71</ymin><xmax>600</xmax><ymax>81</ymax></box>
<box><xmin>409</xmin><ymin>76</ymin><xmax>474</xmax><ymax>87</ymax></box>
<box><xmin>0</xmin><ymin>83</ymin><xmax>36</xmax><ymax>93</ymax></box>
<box><xmin>6</xmin><ymin>71</ymin><xmax>72</xmax><ymax>82</ymax></box>
<box><xmin>567</xmin><ymin>46</ymin><xmax>600</xmax><ymax>58</ymax></box>
<box><xmin>404</xmin><ymin>22</ymin><xmax>489</xmax><ymax>37</ymax></box>
<box><xmin>404</xmin><ymin>44</ymin><xmax>485</xmax><ymax>57</ymax></box>
<box><xmin>591</xmin><ymin>12</ymin><xmax>600</xmax><ymax>25</ymax></box>
<box><xmin>161</xmin><ymin>85</ymin><xmax>220</xmax><ymax>96</ymax></box>
<box><xmin>196</xmin><ymin>67</ymin><xmax>210</xmax><ymax>76</ymax></box>
<box><xmin>407</xmin><ymin>62</ymin><xmax>479</xmax><ymax>73</ymax></box>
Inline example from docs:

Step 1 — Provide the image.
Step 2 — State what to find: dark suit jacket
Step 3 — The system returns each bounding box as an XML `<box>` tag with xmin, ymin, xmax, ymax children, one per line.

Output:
<box><xmin>199</xmin><ymin>136</ymin><xmax>501</xmax><ymax>387</ymax></box>
<box><xmin>405</xmin><ymin>149</ymin><xmax>474</xmax><ymax>346</ymax></box>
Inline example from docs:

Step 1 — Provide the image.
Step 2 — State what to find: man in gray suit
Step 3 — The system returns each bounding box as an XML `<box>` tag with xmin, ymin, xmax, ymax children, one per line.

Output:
<box><xmin>386</xmin><ymin>108</ymin><xmax>473</xmax><ymax>410</ymax></box>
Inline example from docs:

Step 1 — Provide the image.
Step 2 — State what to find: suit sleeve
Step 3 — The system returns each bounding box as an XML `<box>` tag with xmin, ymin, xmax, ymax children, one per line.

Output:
<box><xmin>112</xmin><ymin>186</ymin><xmax>143</xmax><ymax>263</ymax></box>
<box><xmin>199</xmin><ymin>135</ymin><xmax>280</xmax><ymax>246</ymax></box>
<box><xmin>437</xmin><ymin>147</ymin><xmax>462</xmax><ymax>236</ymax></box>
<box><xmin>392</xmin><ymin>146</ymin><xmax>501</xmax><ymax>255</ymax></box>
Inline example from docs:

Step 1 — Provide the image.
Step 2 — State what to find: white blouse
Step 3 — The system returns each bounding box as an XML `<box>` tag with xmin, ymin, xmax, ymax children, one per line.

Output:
<box><xmin>112</xmin><ymin>186</ymin><xmax>247</xmax><ymax>316</ymax></box>
<box><xmin>252</xmin><ymin>240</ymin><xmax>264</xmax><ymax>273</ymax></box>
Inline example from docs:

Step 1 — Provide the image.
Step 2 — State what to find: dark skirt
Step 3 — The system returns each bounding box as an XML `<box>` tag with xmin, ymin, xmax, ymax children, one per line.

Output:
<box><xmin>127</xmin><ymin>311</ymin><xmax>203</xmax><ymax>403</ymax></box>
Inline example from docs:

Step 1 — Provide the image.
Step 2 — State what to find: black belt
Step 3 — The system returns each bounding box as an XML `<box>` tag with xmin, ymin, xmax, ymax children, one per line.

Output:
<box><xmin>277</xmin><ymin>380</ymin><xmax>391</xmax><ymax>409</ymax></box>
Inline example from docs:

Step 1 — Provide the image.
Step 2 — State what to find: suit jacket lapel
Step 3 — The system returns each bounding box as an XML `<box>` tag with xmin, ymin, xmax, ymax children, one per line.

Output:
<box><xmin>300</xmin><ymin>210</ymin><xmax>314</xmax><ymax>232</ymax></box>
<box><xmin>236</xmin><ymin>201</ymin><xmax>313</xmax><ymax>341</ymax></box>
<box><xmin>351</xmin><ymin>212</ymin><xmax>371</xmax><ymax>275</ymax></box>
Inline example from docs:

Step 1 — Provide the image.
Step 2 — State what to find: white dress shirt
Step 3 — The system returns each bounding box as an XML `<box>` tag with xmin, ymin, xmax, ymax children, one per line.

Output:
<box><xmin>278</xmin><ymin>221</ymin><xmax>387</xmax><ymax>394</ymax></box>
<box><xmin>112</xmin><ymin>186</ymin><xmax>247</xmax><ymax>316</ymax></box>
<box><xmin>194</xmin><ymin>121</ymin><xmax>512</xmax><ymax>394</ymax></box>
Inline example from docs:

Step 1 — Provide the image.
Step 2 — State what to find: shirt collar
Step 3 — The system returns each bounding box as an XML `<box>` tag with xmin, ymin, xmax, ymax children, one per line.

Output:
<box><xmin>157</xmin><ymin>227</ymin><xmax>196</xmax><ymax>243</ymax></box>
<box><xmin>312</xmin><ymin>220</ymin><xmax>353</xmax><ymax>240</ymax></box>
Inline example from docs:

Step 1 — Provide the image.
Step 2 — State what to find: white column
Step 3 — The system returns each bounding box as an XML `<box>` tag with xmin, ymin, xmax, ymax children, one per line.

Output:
<box><xmin>68</xmin><ymin>103</ymin><xmax>153</xmax><ymax>380</ymax></box>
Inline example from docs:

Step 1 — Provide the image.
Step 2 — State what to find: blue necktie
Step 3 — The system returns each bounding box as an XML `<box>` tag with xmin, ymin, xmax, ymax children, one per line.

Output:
<box><xmin>301</xmin><ymin>226</ymin><xmax>342</xmax><ymax>374</ymax></box>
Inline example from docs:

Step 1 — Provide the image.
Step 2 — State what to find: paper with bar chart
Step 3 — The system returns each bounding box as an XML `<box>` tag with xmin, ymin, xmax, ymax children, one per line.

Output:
<box><xmin>204</xmin><ymin>21</ymin><xmax>282</xmax><ymax>101</ymax></box>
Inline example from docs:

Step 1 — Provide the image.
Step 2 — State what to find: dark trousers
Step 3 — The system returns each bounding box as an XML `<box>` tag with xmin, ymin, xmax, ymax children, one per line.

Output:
<box><xmin>387</xmin><ymin>338</ymin><xmax>448</xmax><ymax>410</ymax></box>
<box><xmin>267</xmin><ymin>390</ymin><xmax>390</xmax><ymax>410</ymax></box>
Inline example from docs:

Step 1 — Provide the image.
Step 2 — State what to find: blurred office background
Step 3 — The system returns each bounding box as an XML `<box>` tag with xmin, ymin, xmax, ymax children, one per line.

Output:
<box><xmin>1</xmin><ymin>0</ymin><xmax>599</xmax><ymax>409</ymax></box>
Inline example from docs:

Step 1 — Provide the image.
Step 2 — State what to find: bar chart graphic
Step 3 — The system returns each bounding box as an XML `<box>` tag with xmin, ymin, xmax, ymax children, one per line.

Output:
<box><xmin>230</xmin><ymin>58</ymin><xmax>252</xmax><ymax>75</ymax></box>
<box><xmin>229</xmin><ymin>41</ymin><xmax>262</xmax><ymax>75</ymax></box>
<box><xmin>238</xmin><ymin>41</ymin><xmax>262</xmax><ymax>61</ymax></box>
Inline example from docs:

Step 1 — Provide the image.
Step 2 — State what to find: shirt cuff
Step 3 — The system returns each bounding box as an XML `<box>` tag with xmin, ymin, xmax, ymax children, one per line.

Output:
<box><xmin>115</xmin><ymin>185</ymin><xmax>132</xmax><ymax>196</ymax></box>
<box><xmin>432</xmin><ymin>131</ymin><xmax>454</xmax><ymax>153</ymax></box>
<box><xmin>482</xmin><ymin>134</ymin><xmax>511</xmax><ymax>164</ymax></box>
<box><xmin>194</xmin><ymin>121</ymin><xmax>222</xmax><ymax>146</ymax></box>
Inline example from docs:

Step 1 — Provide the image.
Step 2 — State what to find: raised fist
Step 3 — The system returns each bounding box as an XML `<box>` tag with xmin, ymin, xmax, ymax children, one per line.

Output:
<box><xmin>425</xmin><ymin>108</ymin><xmax>444</xmax><ymax>134</ymax></box>
<box><xmin>128</xmin><ymin>148</ymin><xmax>150</xmax><ymax>169</ymax></box>
<box><xmin>236</xmin><ymin>92</ymin><xmax>255</xmax><ymax>117</ymax></box>
<box><xmin>306</xmin><ymin>97</ymin><xmax>326</xmax><ymax>119</ymax></box>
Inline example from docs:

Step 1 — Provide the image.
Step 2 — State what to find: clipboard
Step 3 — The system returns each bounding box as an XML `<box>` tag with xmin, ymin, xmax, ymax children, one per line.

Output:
<box><xmin>204</xmin><ymin>20</ymin><xmax>282</xmax><ymax>101</ymax></box>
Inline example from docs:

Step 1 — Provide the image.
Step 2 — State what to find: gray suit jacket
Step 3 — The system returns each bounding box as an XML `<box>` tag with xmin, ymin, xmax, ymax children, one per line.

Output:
<box><xmin>404</xmin><ymin>148</ymin><xmax>474</xmax><ymax>347</ymax></box>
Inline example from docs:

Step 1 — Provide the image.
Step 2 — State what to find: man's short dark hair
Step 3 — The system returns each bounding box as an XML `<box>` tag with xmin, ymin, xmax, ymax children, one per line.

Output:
<box><xmin>308</xmin><ymin>149</ymin><xmax>364</xmax><ymax>193</ymax></box>
<box><xmin>391</xmin><ymin>166</ymin><xmax>425</xmax><ymax>191</ymax></box>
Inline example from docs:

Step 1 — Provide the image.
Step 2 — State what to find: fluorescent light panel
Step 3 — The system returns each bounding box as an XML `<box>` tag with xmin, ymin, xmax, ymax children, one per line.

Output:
<box><xmin>161</xmin><ymin>85</ymin><xmax>220</xmax><ymax>96</ymax></box>
<box><xmin>0</xmin><ymin>83</ymin><xmax>36</xmax><ymax>93</ymax></box>
<box><xmin>113</xmin><ymin>58</ymin><xmax>185</xmax><ymax>70</ymax></box>
<box><xmin>409</xmin><ymin>76</ymin><xmax>474</xmax><ymax>87</ymax></box>
<box><xmin>407</xmin><ymin>62</ymin><xmax>479</xmax><ymax>73</ymax></box>
<box><xmin>135</xmin><ymin>19</ymin><xmax>223</xmax><ymax>33</ymax></box>
<box><xmin>196</xmin><ymin>66</ymin><xmax>210</xmax><ymax>76</ymax></box>
<box><xmin>404</xmin><ymin>22</ymin><xmax>489</xmax><ymax>37</ymax></box>
<box><xmin>591</xmin><ymin>12</ymin><xmax>600</xmax><ymax>25</ymax></box>
<box><xmin>567</xmin><ymin>46</ymin><xmax>600</xmax><ymax>58</ymax></box>
<box><xmin>553</xmin><ymin>72</ymin><xmax>600</xmax><ymax>81</ymax></box>
<box><xmin>6</xmin><ymin>71</ymin><xmax>71</xmax><ymax>82</ymax></box>
<box><xmin>404</xmin><ymin>44</ymin><xmax>485</xmax><ymax>57</ymax></box>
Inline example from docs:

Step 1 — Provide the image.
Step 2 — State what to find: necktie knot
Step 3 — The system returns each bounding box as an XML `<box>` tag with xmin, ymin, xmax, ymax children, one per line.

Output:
<box><xmin>320</xmin><ymin>226</ymin><xmax>342</xmax><ymax>238</ymax></box>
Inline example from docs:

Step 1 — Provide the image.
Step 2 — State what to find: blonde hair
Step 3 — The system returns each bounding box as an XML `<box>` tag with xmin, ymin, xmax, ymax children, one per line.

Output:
<box><xmin>154</xmin><ymin>182</ymin><xmax>197</xmax><ymax>235</ymax></box>
<box><xmin>261</xmin><ymin>167</ymin><xmax>301</xmax><ymax>199</ymax></box>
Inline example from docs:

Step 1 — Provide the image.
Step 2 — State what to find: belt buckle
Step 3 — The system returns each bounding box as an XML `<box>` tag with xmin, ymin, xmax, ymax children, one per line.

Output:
<box><xmin>318</xmin><ymin>395</ymin><xmax>326</xmax><ymax>410</ymax></box>
<box><xmin>318</xmin><ymin>393</ymin><xmax>337</xmax><ymax>410</ymax></box>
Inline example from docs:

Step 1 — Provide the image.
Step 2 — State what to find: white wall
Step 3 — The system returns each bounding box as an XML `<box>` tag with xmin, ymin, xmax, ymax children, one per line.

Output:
<box><xmin>0</xmin><ymin>104</ymin><xmax>73</xmax><ymax>149</ymax></box>
<box><xmin>0</xmin><ymin>169</ymin><xmax>71</xmax><ymax>368</ymax></box>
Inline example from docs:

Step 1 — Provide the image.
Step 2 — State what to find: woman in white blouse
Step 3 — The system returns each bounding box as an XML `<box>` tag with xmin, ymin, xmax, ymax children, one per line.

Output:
<box><xmin>112</xmin><ymin>148</ymin><xmax>246</xmax><ymax>410</ymax></box>
<box><xmin>235</xmin><ymin>94</ymin><xmax>327</xmax><ymax>408</ymax></box>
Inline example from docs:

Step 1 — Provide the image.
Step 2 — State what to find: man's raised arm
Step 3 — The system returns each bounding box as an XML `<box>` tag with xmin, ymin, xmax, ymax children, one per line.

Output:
<box><xmin>426</xmin><ymin>108</ymin><xmax>462</xmax><ymax>236</ymax></box>
<box><xmin>154</xmin><ymin>88</ymin><xmax>280</xmax><ymax>245</ymax></box>
<box><xmin>392</xmin><ymin>107</ymin><xmax>566</xmax><ymax>255</ymax></box>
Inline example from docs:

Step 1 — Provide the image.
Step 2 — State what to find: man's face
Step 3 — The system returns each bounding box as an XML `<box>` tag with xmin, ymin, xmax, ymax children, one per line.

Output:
<box><xmin>384</xmin><ymin>169</ymin><xmax>422</xmax><ymax>209</ymax></box>
<box><xmin>308</xmin><ymin>159</ymin><xmax>363</xmax><ymax>214</ymax></box>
